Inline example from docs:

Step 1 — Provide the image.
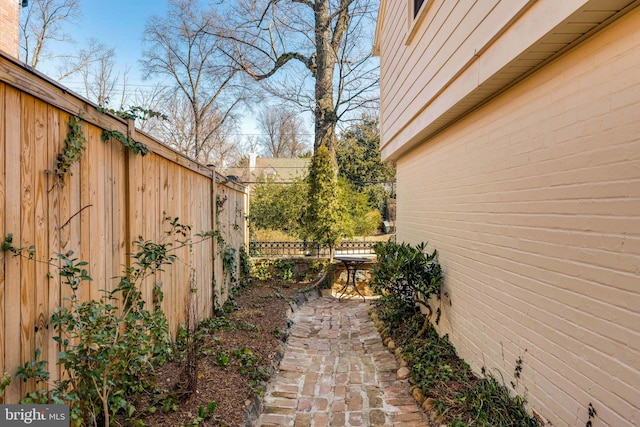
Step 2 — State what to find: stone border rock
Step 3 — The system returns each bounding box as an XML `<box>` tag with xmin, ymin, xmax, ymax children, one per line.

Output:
<box><xmin>369</xmin><ymin>305</ymin><xmax>446</xmax><ymax>426</ymax></box>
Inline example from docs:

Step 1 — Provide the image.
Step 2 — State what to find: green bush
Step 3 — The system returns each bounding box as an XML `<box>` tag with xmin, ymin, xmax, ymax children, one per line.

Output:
<box><xmin>273</xmin><ymin>259</ymin><xmax>295</xmax><ymax>282</ymax></box>
<box><xmin>372</xmin><ymin>241</ymin><xmax>442</xmax><ymax>335</ymax></box>
<box><xmin>251</xmin><ymin>259</ymin><xmax>273</xmax><ymax>281</ymax></box>
<box><xmin>49</xmin><ymin>235</ymin><xmax>174</xmax><ymax>425</ymax></box>
<box><xmin>15</xmin><ymin>218</ymin><xmax>201</xmax><ymax>426</ymax></box>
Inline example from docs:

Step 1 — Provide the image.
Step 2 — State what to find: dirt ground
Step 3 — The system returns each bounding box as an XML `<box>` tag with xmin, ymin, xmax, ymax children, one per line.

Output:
<box><xmin>134</xmin><ymin>278</ymin><xmax>309</xmax><ymax>427</ymax></box>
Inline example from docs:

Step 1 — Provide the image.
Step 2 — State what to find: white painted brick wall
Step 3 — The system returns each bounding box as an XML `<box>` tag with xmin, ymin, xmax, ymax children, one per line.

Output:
<box><xmin>396</xmin><ymin>8</ymin><xmax>640</xmax><ymax>427</ymax></box>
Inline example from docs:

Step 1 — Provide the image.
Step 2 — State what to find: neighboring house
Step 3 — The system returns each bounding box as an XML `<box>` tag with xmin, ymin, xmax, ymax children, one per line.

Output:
<box><xmin>224</xmin><ymin>151</ymin><xmax>310</xmax><ymax>186</ymax></box>
<box><xmin>374</xmin><ymin>1</ymin><xmax>639</xmax><ymax>426</ymax></box>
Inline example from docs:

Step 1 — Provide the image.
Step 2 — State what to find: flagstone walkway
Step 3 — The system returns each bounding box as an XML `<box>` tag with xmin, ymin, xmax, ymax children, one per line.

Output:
<box><xmin>254</xmin><ymin>294</ymin><xmax>427</xmax><ymax>427</ymax></box>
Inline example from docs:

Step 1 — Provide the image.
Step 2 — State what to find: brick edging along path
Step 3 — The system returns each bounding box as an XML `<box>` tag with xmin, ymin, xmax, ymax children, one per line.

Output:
<box><xmin>254</xmin><ymin>295</ymin><xmax>427</xmax><ymax>427</ymax></box>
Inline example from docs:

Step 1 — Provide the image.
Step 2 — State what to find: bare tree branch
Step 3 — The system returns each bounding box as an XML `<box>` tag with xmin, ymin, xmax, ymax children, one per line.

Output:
<box><xmin>291</xmin><ymin>0</ymin><xmax>314</xmax><ymax>7</ymax></box>
<box><xmin>257</xmin><ymin>105</ymin><xmax>310</xmax><ymax>157</ymax></box>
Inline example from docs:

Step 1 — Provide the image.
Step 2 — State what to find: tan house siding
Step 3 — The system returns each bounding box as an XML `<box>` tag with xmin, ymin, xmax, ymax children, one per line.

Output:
<box><xmin>0</xmin><ymin>0</ymin><xmax>19</xmax><ymax>58</ymax></box>
<box><xmin>377</xmin><ymin>0</ymin><xmax>533</xmax><ymax>155</ymax></box>
<box><xmin>377</xmin><ymin>0</ymin><xmax>640</xmax><ymax>161</ymax></box>
<box><xmin>393</xmin><ymin>8</ymin><xmax>640</xmax><ymax>426</ymax></box>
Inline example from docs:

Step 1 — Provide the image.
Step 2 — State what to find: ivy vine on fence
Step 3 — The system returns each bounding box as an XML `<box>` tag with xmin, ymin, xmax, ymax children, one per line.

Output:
<box><xmin>101</xmin><ymin>129</ymin><xmax>150</xmax><ymax>156</ymax></box>
<box><xmin>47</xmin><ymin>114</ymin><xmax>151</xmax><ymax>189</ymax></box>
<box><xmin>51</xmin><ymin>115</ymin><xmax>87</xmax><ymax>186</ymax></box>
<box><xmin>96</xmin><ymin>106</ymin><xmax>168</xmax><ymax>122</ymax></box>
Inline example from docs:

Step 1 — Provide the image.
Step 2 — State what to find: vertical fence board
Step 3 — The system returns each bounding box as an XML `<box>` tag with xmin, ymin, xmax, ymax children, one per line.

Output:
<box><xmin>46</xmin><ymin>105</ymin><xmax>60</xmax><ymax>384</ymax></box>
<box><xmin>4</xmin><ymin>86</ymin><xmax>21</xmax><ymax>403</ymax></box>
<box><xmin>78</xmin><ymin>118</ymin><xmax>91</xmax><ymax>305</ymax></box>
<box><xmin>200</xmin><ymin>173</ymin><xmax>210</xmax><ymax>321</ymax></box>
<box><xmin>213</xmin><ymin>183</ymin><xmax>223</xmax><ymax>307</ymax></box>
<box><xmin>200</xmin><ymin>176</ymin><xmax>211</xmax><ymax>320</ymax></box>
<box><xmin>33</xmin><ymin>98</ymin><xmax>48</xmax><ymax>376</ymax></box>
<box><xmin>150</xmin><ymin>154</ymin><xmax>160</xmax><ymax>306</ymax></box>
<box><xmin>141</xmin><ymin>151</ymin><xmax>156</xmax><ymax>310</ymax></box>
<box><xmin>20</xmin><ymin>94</ymin><xmax>36</xmax><ymax>395</ymax></box>
<box><xmin>166</xmin><ymin>162</ymin><xmax>176</xmax><ymax>330</ymax></box>
<box><xmin>127</xmin><ymin>150</ymin><xmax>143</xmax><ymax>265</ymax></box>
<box><xmin>86</xmin><ymin>124</ymin><xmax>102</xmax><ymax>300</ymax></box>
<box><xmin>210</xmin><ymin>177</ymin><xmax>218</xmax><ymax>311</ymax></box>
<box><xmin>157</xmin><ymin>157</ymin><xmax>168</xmax><ymax>318</ymax></box>
<box><xmin>176</xmin><ymin>165</ymin><xmax>189</xmax><ymax>331</ymax></box>
<box><xmin>188</xmin><ymin>172</ymin><xmax>198</xmax><ymax>321</ymax></box>
<box><xmin>112</xmin><ymin>141</ymin><xmax>126</xmax><ymax>304</ymax></box>
<box><xmin>101</xmin><ymin>126</ymin><xmax>112</xmax><ymax>295</ymax></box>
<box><xmin>58</xmin><ymin>112</ymin><xmax>79</xmax><ymax>316</ymax></box>
<box><xmin>174</xmin><ymin>164</ymin><xmax>184</xmax><ymax>330</ymax></box>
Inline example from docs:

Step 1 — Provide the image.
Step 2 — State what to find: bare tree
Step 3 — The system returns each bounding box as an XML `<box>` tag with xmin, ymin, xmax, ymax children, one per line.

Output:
<box><xmin>216</xmin><ymin>0</ymin><xmax>379</xmax><ymax>171</ymax></box>
<box><xmin>257</xmin><ymin>106</ymin><xmax>310</xmax><ymax>157</ymax></box>
<box><xmin>79</xmin><ymin>43</ymin><xmax>125</xmax><ymax>108</ymax></box>
<box><xmin>156</xmin><ymin>92</ymin><xmax>241</xmax><ymax>166</ymax></box>
<box><xmin>56</xmin><ymin>38</ymin><xmax>116</xmax><ymax>82</ymax></box>
<box><xmin>19</xmin><ymin>0</ymin><xmax>80</xmax><ymax>68</ymax></box>
<box><xmin>19</xmin><ymin>0</ymin><xmax>123</xmax><ymax>92</ymax></box>
<box><xmin>130</xmin><ymin>84</ymin><xmax>171</xmax><ymax>135</ymax></box>
<box><xmin>141</xmin><ymin>0</ymin><xmax>248</xmax><ymax>162</ymax></box>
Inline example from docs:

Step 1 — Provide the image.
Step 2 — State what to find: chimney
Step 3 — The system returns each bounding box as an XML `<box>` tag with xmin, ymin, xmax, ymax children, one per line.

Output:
<box><xmin>0</xmin><ymin>0</ymin><xmax>20</xmax><ymax>59</ymax></box>
<box><xmin>249</xmin><ymin>150</ymin><xmax>257</xmax><ymax>174</ymax></box>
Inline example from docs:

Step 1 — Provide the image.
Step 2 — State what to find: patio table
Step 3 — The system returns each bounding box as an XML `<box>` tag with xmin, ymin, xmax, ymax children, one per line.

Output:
<box><xmin>334</xmin><ymin>256</ymin><xmax>371</xmax><ymax>301</ymax></box>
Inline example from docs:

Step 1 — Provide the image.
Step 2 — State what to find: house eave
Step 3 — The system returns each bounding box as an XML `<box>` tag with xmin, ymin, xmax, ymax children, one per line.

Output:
<box><xmin>372</xmin><ymin>0</ymin><xmax>387</xmax><ymax>57</ymax></box>
<box><xmin>381</xmin><ymin>0</ymin><xmax>640</xmax><ymax>161</ymax></box>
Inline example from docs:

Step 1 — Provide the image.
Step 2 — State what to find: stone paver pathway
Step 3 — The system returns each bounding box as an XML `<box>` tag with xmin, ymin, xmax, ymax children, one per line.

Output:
<box><xmin>255</xmin><ymin>295</ymin><xmax>427</xmax><ymax>427</ymax></box>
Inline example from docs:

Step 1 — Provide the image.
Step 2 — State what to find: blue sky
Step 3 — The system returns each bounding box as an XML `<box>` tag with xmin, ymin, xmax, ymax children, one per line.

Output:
<box><xmin>60</xmin><ymin>0</ymin><xmax>168</xmax><ymax>89</ymax></box>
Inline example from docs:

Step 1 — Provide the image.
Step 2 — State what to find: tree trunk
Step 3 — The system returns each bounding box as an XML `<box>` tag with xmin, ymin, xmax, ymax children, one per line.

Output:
<box><xmin>313</xmin><ymin>0</ymin><xmax>339</xmax><ymax>175</ymax></box>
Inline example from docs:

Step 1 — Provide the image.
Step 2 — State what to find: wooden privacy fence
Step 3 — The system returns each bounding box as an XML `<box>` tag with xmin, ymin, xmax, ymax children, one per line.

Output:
<box><xmin>0</xmin><ymin>53</ymin><xmax>248</xmax><ymax>402</ymax></box>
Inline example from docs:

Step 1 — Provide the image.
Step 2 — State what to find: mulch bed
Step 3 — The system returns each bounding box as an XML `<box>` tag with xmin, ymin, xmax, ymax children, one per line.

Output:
<box><xmin>129</xmin><ymin>279</ymin><xmax>312</xmax><ymax>427</ymax></box>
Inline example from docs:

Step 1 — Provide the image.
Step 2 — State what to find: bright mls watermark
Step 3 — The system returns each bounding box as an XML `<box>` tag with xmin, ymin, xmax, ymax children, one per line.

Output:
<box><xmin>0</xmin><ymin>405</ymin><xmax>68</xmax><ymax>426</ymax></box>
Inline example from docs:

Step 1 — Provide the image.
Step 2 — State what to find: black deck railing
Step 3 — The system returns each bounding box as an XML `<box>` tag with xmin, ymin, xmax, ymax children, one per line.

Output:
<box><xmin>249</xmin><ymin>240</ymin><xmax>377</xmax><ymax>258</ymax></box>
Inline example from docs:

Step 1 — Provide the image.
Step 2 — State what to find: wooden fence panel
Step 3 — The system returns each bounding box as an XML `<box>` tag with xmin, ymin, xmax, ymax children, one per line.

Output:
<box><xmin>213</xmin><ymin>179</ymin><xmax>247</xmax><ymax>306</ymax></box>
<box><xmin>0</xmin><ymin>54</ymin><xmax>247</xmax><ymax>402</ymax></box>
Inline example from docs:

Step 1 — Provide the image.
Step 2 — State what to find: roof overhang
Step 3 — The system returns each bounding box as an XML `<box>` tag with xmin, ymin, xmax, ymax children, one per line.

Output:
<box><xmin>382</xmin><ymin>0</ymin><xmax>640</xmax><ymax>160</ymax></box>
<box><xmin>372</xmin><ymin>0</ymin><xmax>387</xmax><ymax>56</ymax></box>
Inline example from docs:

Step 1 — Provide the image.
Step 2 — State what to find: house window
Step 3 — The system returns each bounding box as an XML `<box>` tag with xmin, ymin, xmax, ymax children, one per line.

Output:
<box><xmin>406</xmin><ymin>0</ymin><xmax>433</xmax><ymax>45</ymax></box>
<box><xmin>414</xmin><ymin>0</ymin><xmax>425</xmax><ymax>18</ymax></box>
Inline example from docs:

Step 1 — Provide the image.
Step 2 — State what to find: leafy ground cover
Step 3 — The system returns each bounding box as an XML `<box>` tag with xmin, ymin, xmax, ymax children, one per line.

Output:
<box><xmin>372</xmin><ymin>298</ymin><xmax>540</xmax><ymax>426</ymax></box>
<box><xmin>370</xmin><ymin>241</ymin><xmax>541</xmax><ymax>427</ymax></box>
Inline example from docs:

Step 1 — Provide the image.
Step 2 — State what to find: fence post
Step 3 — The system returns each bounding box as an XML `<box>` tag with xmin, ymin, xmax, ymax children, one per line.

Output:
<box><xmin>210</xmin><ymin>169</ymin><xmax>218</xmax><ymax>313</ymax></box>
<box><xmin>124</xmin><ymin>119</ymin><xmax>136</xmax><ymax>272</ymax></box>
